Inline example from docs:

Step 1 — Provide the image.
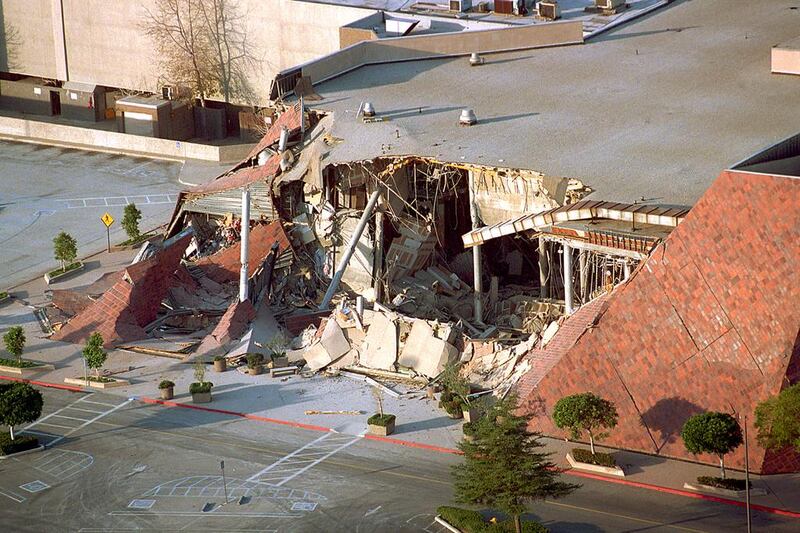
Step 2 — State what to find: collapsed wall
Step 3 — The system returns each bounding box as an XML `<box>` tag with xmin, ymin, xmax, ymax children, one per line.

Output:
<box><xmin>519</xmin><ymin>170</ymin><xmax>800</xmax><ymax>474</ymax></box>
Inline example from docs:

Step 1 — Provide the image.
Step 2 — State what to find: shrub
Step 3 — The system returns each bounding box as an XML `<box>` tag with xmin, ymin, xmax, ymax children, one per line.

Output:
<box><xmin>158</xmin><ymin>380</ymin><xmax>175</xmax><ymax>389</ymax></box>
<box><xmin>696</xmin><ymin>476</ymin><xmax>747</xmax><ymax>491</ymax></box>
<box><xmin>463</xmin><ymin>421</ymin><xmax>478</xmax><ymax>437</ymax></box>
<box><xmin>122</xmin><ymin>203</ymin><xmax>143</xmax><ymax>241</ymax></box>
<box><xmin>247</xmin><ymin>353</ymin><xmax>264</xmax><ymax>368</ymax></box>
<box><xmin>367</xmin><ymin>413</ymin><xmax>396</xmax><ymax>427</ymax></box>
<box><xmin>214</xmin><ymin>356</ymin><xmax>225</xmax><ymax>361</ymax></box>
<box><xmin>0</xmin><ymin>291</ymin><xmax>7</xmax><ymax>300</ymax></box>
<box><xmin>755</xmin><ymin>383</ymin><xmax>800</xmax><ymax>453</ymax></box>
<box><xmin>0</xmin><ymin>358</ymin><xmax>39</xmax><ymax>369</ymax></box>
<box><xmin>83</xmin><ymin>333</ymin><xmax>107</xmax><ymax>379</ymax></box>
<box><xmin>0</xmin><ymin>382</ymin><xmax>43</xmax><ymax>441</ymax></box>
<box><xmin>3</xmin><ymin>326</ymin><xmax>25</xmax><ymax>362</ymax></box>
<box><xmin>571</xmin><ymin>448</ymin><xmax>617</xmax><ymax>468</ymax></box>
<box><xmin>189</xmin><ymin>382</ymin><xmax>213</xmax><ymax>394</ymax></box>
<box><xmin>0</xmin><ymin>433</ymin><xmax>39</xmax><ymax>455</ymax></box>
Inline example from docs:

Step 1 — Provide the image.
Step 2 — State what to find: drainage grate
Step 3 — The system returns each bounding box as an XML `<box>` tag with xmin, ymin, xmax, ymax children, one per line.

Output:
<box><xmin>128</xmin><ymin>499</ymin><xmax>156</xmax><ymax>510</ymax></box>
<box><xmin>291</xmin><ymin>501</ymin><xmax>317</xmax><ymax>512</ymax></box>
<box><xmin>20</xmin><ymin>480</ymin><xmax>50</xmax><ymax>493</ymax></box>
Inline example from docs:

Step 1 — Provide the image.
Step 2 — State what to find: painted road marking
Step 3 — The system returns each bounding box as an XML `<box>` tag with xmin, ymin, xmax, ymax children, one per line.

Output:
<box><xmin>246</xmin><ymin>432</ymin><xmax>362</xmax><ymax>486</ymax></box>
<box><xmin>21</xmin><ymin>394</ymin><xmax>132</xmax><ymax>446</ymax></box>
<box><xmin>29</xmin><ymin>450</ymin><xmax>94</xmax><ymax>480</ymax></box>
<box><xmin>19</xmin><ymin>480</ymin><xmax>50</xmax><ymax>493</ymax></box>
<box><xmin>0</xmin><ymin>487</ymin><xmax>26</xmax><ymax>503</ymax></box>
<box><xmin>291</xmin><ymin>502</ymin><xmax>317</xmax><ymax>512</ymax></box>
<box><xmin>544</xmin><ymin>500</ymin><xmax>708</xmax><ymax>533</ymax></box>
<box><xmin>56</xmin><ymin>194</ymin><xmax>178</xmax><ymax>209</ymax></box>
<box><xmin>128</xmin><ymin>499</ymin><xmax>156</xmax><ymax>510</ymax></box>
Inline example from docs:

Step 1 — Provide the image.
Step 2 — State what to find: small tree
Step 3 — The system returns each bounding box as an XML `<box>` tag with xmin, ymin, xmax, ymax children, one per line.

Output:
<box><xmin>552</xmin><ymin>392</ymin><xmax>618</xmax><ymax>455</ymax></box>
<box><xmin>755</xmin><ymin>384</ymin><xmax>800</xmax><ymax>453</ymax></box>
<box><xmin>122</xmin><ymin>203</ymin><xmax>143</xmax><ymax>241</ymax></box>
<box><xmin>83</xmin><ymin>333</ymin><xmax>107</xmax><ymax>380</ymax></box>
<box><xmin>53</xmin><ymin>231</ymin><xmax>78</xmax><ymax>271</ymax></box>
<box><xmin>194</xmin><ymin>359</ymin><xmax>207</xmax><ymax>385</ymax></box>
<box><xmin>0</xmin><ymin>383</ymin><xmax>43</xmax><ymax>440</ymax></box>
<box><xmin>3</xmin><ymin>326</ymin><xmax>26</xmax><ymax>363</ymax></box>
<box><xmin>453</xmin><ymin>394</ymin><xmax>579</xmax><ymax>533</ymax></box>
<box><xmin>681</xmin><ymin>412</ymin><xmax>743</xmax><ymax>479</ymax></box>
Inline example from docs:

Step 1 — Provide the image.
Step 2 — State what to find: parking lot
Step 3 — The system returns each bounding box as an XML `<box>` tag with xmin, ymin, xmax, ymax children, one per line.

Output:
<box><xmin>0</xmin><ymin>140</ymin><xmax>182</xmax><ymax>288</ymax></box>
<box><xmin>2</xmin><ymin>387</ymin><xmax>799</xmax><ymax>533</ymax></box>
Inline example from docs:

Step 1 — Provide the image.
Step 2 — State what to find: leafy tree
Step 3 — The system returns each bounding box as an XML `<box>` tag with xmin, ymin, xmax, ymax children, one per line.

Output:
<box><xmin>552</xmin><ymin>392</ymin><xmax>618</xmax><ymax>455</ymax></box>
<box><xmin>0</xmin><ymin>383</ymin><xmax>43</xmax><ymax>440</ymax></box>
<box><xmin>3</xmin><ymin>326</ymin><xmax>26</xmax><ymax>363</ymax></box>
<box><xmin>681</xmin><ymin>412</ymin><xmax>743</xmax><ymax>479</ymax></box>
<box><xmin>122</xmin><ymin>203</ymin><xmax>143</xmax><ymax>241</ymax></box>
<box><xmin>53</xmin><ymin>231</ymin><xmax>78</xmax><ymax>271</ymax></box>
<box><xmin>755</xmin><ymin>384</ymin><xmax>800</xmax><ymax>453</ymax></box>
<box><xmin>441</xmin><ymin>361</ymin><xmax>470</xmax><ymax>401</ymax></box>
<box><xmin>83</xmin><ymin>333</ymin><xmax>107</xmax><ymax>379</ymax></box>
<box><xmin>143</xmin><ymin>0</ymin><xmax>256</xmax><ymax>105</ymax></box>
<box><xmin>453</xmin><ymin>394</ymin><xmax>579</xmax><ymax>533</ymax></box>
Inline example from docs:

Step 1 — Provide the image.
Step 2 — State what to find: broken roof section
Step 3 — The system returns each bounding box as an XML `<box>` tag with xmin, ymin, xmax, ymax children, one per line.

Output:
<box><xmin>462</xmin><ymin>200</ymin><xmax>690</xmax><ymax>249</ymax></box>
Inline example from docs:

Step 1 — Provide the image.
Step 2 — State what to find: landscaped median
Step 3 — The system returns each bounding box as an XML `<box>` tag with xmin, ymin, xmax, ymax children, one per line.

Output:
<box><xmin>0</xmin><ymin>358</ymin><xmax>56</xmax><ymax>377</ymax></box>
<box><xmin>683</xmin><ymin>476</ymin><xmax>768</xmax><ymax>498</ymax></box>
<box><xmin>63</xmin><ymin>376</ymin><xmax>130</xmax><ymax>389</ymax></box>
<box><xmin>44</xmin><ymin>261</ymin><xmax>84</xmax><ymax>284</ymax></box>
<box><xmin>566</xmin><ymin>448</ymin><xmax>626</xmax><ymax>477</ymax></box>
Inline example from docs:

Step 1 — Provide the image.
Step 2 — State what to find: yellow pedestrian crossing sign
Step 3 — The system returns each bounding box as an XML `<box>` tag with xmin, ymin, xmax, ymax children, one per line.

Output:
<box><xmin>101</xmin><ymin>212</ymin><xmax>114</xmax><ymax>227</ymax></box>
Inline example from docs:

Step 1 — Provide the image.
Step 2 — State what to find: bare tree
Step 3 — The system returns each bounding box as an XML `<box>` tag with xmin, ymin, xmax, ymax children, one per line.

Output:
<box><xmin>142</xmin><ymin>0</ymin><xmax>256</xmax><ymax>106</ymax></box>
<box><xmin>1</xmin><ymin>21</ymin><xmax>23</xmax><ymax>71</ymax></box>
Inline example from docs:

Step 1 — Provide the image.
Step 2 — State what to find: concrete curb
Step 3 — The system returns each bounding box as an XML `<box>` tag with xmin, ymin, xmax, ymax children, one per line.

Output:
<box><xmin>13</xmin><ymin>378</ymin><xmax>800</xmax><ymax>519</ymax></box>
<box><xmin>0</xmin><ymin>444</ymin><xmax>46</xmax><ymax>460</ymax></box>
<box><xmin>0</xmin><ymin>375</ymin><xmax>86</xmax><ymax>393</ymax></box>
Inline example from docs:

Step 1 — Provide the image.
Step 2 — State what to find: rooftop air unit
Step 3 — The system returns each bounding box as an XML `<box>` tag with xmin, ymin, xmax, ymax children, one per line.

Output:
<box><xmin>537</xmin><ymin>1</ymin><xmax>560</xmax><ymax>20</ymax></box>
<box><xmin>450</xmin><ymin>0</ymin><xmax>472</xmax><ymax>12</ymax></box>
<box><xmin>596</xmin><ymin>0</ymin><xmax>625</xmax><ymax>10</ymax></box>
<box><xmin>161</xmin><ymin>85</ymin><xmax>174</xmax><ymax>100</ymax></box>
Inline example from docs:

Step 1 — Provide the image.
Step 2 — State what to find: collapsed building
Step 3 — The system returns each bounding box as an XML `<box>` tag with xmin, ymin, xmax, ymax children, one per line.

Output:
<box><xmin>42</xmin><ymin>0</ymin><xmax>800</xmax><ymax>475</ymax></box>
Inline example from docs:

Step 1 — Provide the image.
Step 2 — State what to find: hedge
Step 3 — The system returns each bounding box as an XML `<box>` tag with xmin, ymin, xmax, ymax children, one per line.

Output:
<box><xmin>697</xmin><ymin>476</ymin><xmax>747</xmax><ymax>491</ymax></box>
<box><xmin>0</xmin><ymin>433</ymin><xmax>39</xmax><ymax>455</ymax></box>
<box><xmin>0</xmin><ymin>358</ymin><xmax>40</xmax><ymax>369</ymax></box>
<box><xmin>437</xmin><ymin>506</ymin><xmax>549</xmax><ymax>533</ymax></box>
<box><xmin>189</xmin><ymin>382</ymin><xmax>213</xmax><ymax>394</ymax></box>
<box><xmin>572</xmin><ymin>448</ymin><xmax>617</xmax><ymax>468</ymax></box>
<box><xmin>367</xmin><ymin>413</ymin><xmax>396</xmax><ymax>427</ymax></box>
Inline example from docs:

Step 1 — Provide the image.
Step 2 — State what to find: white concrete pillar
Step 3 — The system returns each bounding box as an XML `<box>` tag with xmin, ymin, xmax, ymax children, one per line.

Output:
<box><xmin>624</xmin><ymin>261</ymin><xmax>632</xmax><ymax>281</ymax></box>
<box><xmin>579</xmin><ymin>250</ymin><xmax>589</xmax><ymax>303</ymax></box>
<box><xmin>563</xmin><ymin>243</ymin><xmax>573</xmax><ymax>315</ymax></box>
<box><xmin>239</xmin><ymin>189</ymin><xmax>251</xmax><ymax>302</ymax></box>
<box><xmin>538</xmin><ymin>237</ymin><xmax>550</xmax><ymax>299</ymax></box>
<box><xmin>468</xmin><ymin>170</ymin><xmax>483</xmax><ymax>323</ymax></box>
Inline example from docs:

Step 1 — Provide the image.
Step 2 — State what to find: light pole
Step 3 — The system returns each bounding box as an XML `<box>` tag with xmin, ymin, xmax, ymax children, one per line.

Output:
<box><xmin>220</xmin><ymin>460</ymin><xmax>229</xmax><ymax>504</ymax></box>
<box><xmin>744</xmin><ymin>415</ymin><xmax>752</xmax><ymax>533</ymax></box>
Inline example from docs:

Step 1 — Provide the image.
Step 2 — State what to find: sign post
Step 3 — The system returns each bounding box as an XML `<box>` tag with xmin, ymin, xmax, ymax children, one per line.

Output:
<box><xmin>220</xmin><ymin>460</ymin><xmax>228</xmax><ymax>504</ymax></box>
<box><xmin>101</xmin><ymin>212</ymin><xmax>114</xmax><ymax>253</ymax></box>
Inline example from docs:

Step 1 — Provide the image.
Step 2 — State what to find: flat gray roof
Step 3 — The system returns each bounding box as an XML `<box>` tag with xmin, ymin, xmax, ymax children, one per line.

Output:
<box><xmin>310</xmin><ymin>0</ymin><xmax>800</xmax><ymax>205</ymax></box>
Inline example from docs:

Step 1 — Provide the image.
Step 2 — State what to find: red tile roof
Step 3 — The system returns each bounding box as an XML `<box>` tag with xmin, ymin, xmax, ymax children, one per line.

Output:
<box><xmin>187</xmin><ymin>156</ymin><xmax>281</xmax><ymax>196</ymax></box>
<box><xmin>521</xmin><ymin>170</ymin><xmax>800</xmax><ymax>474</ymax></box>
<box><xmin>246</xmin><ymin>104</ymin><xmax>302</xmax><ymax>160</ymax></box>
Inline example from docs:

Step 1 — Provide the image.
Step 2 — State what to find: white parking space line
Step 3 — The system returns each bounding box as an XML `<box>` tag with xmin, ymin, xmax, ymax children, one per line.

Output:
<box><xmin>66</xmin><ymin>407</ymin><xmax>105</xmax><ymax>415</ymax></box>
<box><xmin>246</xmin><ymin>432</ymin><xmax>362</xmax><ymax>487</ymax></box>
<box><xmin>22</xmin><ymin>394</ymin><xmax>132</xmax><ymax>446</ymax></box>
<box><xmin>56</xmin><ymin>194</ymin><xmax>178</xmax><ymax>209</ymax></box>
<box><xmin>0</xmin><ymin>487</ymin><xmax>26</xmax><ymax>503</ymax></box>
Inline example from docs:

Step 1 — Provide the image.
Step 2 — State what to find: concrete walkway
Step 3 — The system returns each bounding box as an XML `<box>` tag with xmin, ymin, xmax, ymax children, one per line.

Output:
<box><xmin>1</xmin><ymin>246</ymin><xmax>799</xmax><ymax>518</ymax></box>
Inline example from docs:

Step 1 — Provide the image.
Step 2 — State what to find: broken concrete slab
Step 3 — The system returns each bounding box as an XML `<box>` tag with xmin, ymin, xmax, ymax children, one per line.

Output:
<box><xmin>360</xmin><ymin>311</ymin><xmax>398</xmax><ymax>371</ymax></box>
<box><xmin>397</xmin><ymin>318</ymin><xmax>458</xmax><ymax>378</ymax></box>
<box><xmin>320</xmin><ymin>318</ymin><xmax>350</xmax><ymax>360</ymax></box>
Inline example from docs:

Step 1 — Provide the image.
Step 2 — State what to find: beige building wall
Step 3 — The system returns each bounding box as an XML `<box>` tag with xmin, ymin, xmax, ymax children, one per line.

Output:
<box><xmin>1</xmin><ymin>0</ymin><xmax>373</xmax><ymax>104</ymax></box>
<box><xmin>771</xmin><ymin>39</ymin><xmax>800</xmax><ymax>76</ymax></box>
<box><xmin>0</xmin><ymin>0</ymin><xmax>58</xmax><ymax>77</ymax></box>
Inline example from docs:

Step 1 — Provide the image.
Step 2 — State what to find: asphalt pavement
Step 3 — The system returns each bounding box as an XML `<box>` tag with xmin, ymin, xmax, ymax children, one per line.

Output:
<box><xmin>1</xmin><ymin>388</ymin><xmax>797</xmax><ymax>532</ymax></box>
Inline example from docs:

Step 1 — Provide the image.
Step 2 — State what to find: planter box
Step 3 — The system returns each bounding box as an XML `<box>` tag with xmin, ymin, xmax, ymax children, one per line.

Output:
<box><xmin>213</xmin><ymin>359</ymin><xmax>227</xmax><ymax>372</ymax></box>
<box><xmin>248</xmin><ymin>365</ymin><xmax>263</xmax><ymax>376</ymax></box>
<box><xmin>64</xmin><ymin>376</ymin><xmax>130</xmax><ymax>389</ymax></box>
<box><xmin>0</xmin><ymin>294</ymin><xmax>10</xmax><ymax>306</ymax></box>
<box><xmin>0</xmin><ymin>444</ymin><xmax>46</xmax><ymax>460</ymax></box>
<box><xmin>160</xmin><ymin>387</ymin><xmax>174</xmax><ymax>400</ymax></box>
<box><xmin>368</xmin><ymin>419</ymin><xmax>395</xmax><ymax>436</ymax></box>
<box><xmin>566</xmin><ymin>452</ymin><xmax>625</xmax><ymax>477</ymax></box>
<box><xmin>111</xmin><ymin>234</ymin><xmax>161</xmax><ymax>252</ymax></box>
<box><xmin>462</xmin><ymin>407</ymin><xmax>479</xmax><ymax>423</ymax></box>
<box><xmin>0</xmin><ymin>362</ymin><xmax>56</xmax><ymax>376</ymax></box>
<box><xmin>447</xmin><ymin>410</ymin><xmax>464</xmax><ymax>420</ymax></box>
<box><xmin>192</xmin><ymin>391</ymin><xmax>212</xmax><ymax>403</ymax></box>
<box><xmin>44</xmin><ymin>262</ymin><xmax>85</xmax><ymax>284</ymax></box>
<box><xmin>683</xmin><ymin>482</ymin><xmax>768</xmax><ymax>498</ymax></box>
<box><xmin>271</xmin><ymin>356</ymin><xmax>288</xmax><ymax>369</ymax></box>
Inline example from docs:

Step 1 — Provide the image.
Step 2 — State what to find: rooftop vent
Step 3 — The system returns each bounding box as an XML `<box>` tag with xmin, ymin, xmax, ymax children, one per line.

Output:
<box><xmin>362</xmin><ymin>102</ymin><xmax>376</xmax><ymax>117</ymax></box>
<box><xmin>469</xmin><ymin>52</ymin><xmax>484</xmax><ymax>66</ymax></box>
<box><xmin>459</xmin><ymin>109</ymin><xmax>477</xmax><ymax>126</ymax></box>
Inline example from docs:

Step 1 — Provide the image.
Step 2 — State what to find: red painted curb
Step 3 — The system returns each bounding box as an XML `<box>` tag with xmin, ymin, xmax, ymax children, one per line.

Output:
<box><xmin>138</xmin><ymin>397</ymin><xmax>333</xmax><ymax>433</ymax></box>
<box><xmin>0</xmin><ymin>375</ymin><xmax>85</xmax><ymax>393</ymax></box>
<box><xmin>363</xmin><ymin>434</ymin><xmax>463</xmax><ymax>455</ymax></box>
<box><xmin>564</xmin><ymin>469</ymin><xmax>800</xmax><ymax>519</ymax></box>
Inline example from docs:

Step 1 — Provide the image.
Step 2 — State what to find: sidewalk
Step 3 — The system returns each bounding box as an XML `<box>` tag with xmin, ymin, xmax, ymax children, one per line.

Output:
<box><xmin>1</xmin><ymin>246</ymin><xmax>800</xmax><ymax>517</ymax></box>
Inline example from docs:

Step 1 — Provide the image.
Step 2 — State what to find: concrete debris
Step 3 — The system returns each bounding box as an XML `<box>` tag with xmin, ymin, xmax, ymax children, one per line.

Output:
<box><xmin>359</xmin><ymin>310</ymin><xmax>398</xmax><ymax>371</ymax></box>
<box><xmin>463</xmin><ymin>334</ymin><xmax>538</xmax><ymax>397</ymax></box>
